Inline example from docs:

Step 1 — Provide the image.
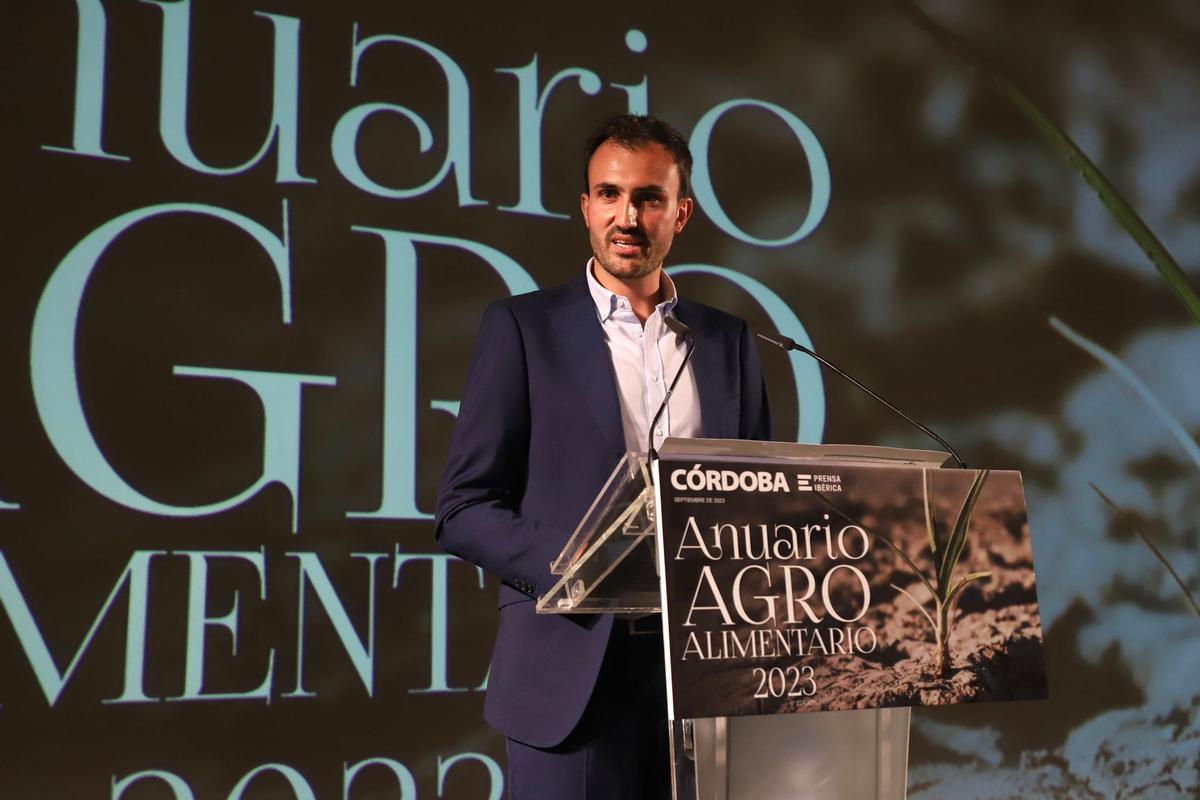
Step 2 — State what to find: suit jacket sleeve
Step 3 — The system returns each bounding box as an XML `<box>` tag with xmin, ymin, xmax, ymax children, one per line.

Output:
<box><xmin>434</xmin><ymin>301</ymin><xmax>562</xmax><ymax>597</ymax></box>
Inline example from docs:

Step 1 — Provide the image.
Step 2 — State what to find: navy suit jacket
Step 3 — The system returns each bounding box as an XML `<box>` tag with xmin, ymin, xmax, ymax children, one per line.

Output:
<box><xmin>435</xmin><ymin>273</ymin><xmax>771</xmax><ymax>747</ymax></box>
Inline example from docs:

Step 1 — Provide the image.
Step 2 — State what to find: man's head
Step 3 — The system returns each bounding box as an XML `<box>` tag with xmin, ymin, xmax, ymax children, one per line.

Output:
<box><xmin>582</xmin><ymin>115</ymin><xmax>693</xmax><ymax>200</ymax></box>
<box><xmin>581</xmin><ymin>115</ymin><xmax>695</xmax><ymax>285</ymax></box>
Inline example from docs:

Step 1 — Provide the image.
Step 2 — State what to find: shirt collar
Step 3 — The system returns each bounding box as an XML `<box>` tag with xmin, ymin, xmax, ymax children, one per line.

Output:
<box><xmin>585</xmin><ymin>258</ymin><xmax>679</xmax><ymax>322</ymax></box>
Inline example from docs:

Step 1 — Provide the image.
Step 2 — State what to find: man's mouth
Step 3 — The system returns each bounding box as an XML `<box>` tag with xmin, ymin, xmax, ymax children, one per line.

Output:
<box><xmin>609</xmin><ymin>232</ymin><xmax>646</xmax><ymax>256</ymax></box>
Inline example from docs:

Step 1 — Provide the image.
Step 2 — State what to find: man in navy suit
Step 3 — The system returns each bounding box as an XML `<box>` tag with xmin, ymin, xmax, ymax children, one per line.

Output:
<box><xmin>436</xmin><ymin>115</ymin><xmax>771</xmax><ymax>799</ymax></box>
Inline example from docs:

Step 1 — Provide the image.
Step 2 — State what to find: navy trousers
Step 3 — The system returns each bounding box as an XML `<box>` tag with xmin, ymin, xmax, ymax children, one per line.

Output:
<box><xmin>505</xmin><ymin>622</ymin><xmax>671</xmax><ymax>799</ymax></box>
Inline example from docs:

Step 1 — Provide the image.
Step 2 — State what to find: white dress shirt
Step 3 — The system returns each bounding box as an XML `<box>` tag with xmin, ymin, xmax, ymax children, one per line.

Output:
<box><xmin>585</xmin><ymin>259</ymin><xmax>702</xmax><ymax>454</ymax></box>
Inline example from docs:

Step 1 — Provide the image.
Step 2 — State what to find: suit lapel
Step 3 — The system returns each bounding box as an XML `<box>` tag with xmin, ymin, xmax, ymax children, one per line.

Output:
<box><xmin>549</xmin><ymin>280</ymin><xmax>626</xmax><ymax>455</ymax></box>
<box><xmin>674</xmin><ymin>300</ymin><xmax>737</xmax><ymax>440</ymax></box>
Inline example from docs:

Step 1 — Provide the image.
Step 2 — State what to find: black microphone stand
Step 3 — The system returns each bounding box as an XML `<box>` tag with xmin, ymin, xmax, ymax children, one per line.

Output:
<box><xmin>647</xmin><ymin>317</ymin><xmax>697</xmax><ymax>471</ymax></box>
<box><xmin>756</xmin><ymin>331</ymin><xmax>966</xmax><ymax>469</ymax></box>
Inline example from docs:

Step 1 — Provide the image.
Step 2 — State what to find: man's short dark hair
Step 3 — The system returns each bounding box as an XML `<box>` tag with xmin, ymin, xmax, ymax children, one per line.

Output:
<box><xmin>583</xmin><ymin>114</ymin><xmax>693</xmax><ymax>199</ymax></box>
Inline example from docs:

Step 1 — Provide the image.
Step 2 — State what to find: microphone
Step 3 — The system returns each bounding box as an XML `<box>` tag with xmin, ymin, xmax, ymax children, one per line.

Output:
<box><xmin>756</xmin><ymin>331</ymin><xmax>966</xmax><ymax>469</ymax></box>
<box><xmin>663</xmin><ymin>315</ymin><xmax>692</xmax><ymax>340</ymax></box>
<box><xmin>647</xmin><ymin>316</ymin><xmax>696</xmax><ymax>467</ymax></box>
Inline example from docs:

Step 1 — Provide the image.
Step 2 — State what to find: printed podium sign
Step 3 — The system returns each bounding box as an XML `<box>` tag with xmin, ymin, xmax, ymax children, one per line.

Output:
<box><xmin>654</xmin><ymin>457</ymin><xmax>1048</xmax><ymax>720</ymax></box>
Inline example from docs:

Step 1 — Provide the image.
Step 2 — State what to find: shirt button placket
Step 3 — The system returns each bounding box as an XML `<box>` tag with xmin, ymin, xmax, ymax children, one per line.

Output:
<box><xmin>642</xmin><ymin>320</ymin><xmax>655</xmax><ymax>432</ymax></box>
<box><xmin>654</xmin><ymin>316</ymin><xmax>667</xmax><ymax>445</ymax></box>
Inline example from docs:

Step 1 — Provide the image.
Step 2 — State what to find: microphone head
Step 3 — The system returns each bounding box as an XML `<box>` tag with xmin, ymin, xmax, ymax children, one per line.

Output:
<box><xmin>756</xmin><ymin>330</ymin><xmax>797</xmax><ymax>351</ymax></box>
<box><xmin>664</xmin><ymin>316</ymin><xmax>693</xmax><ymax>339</ymax></box>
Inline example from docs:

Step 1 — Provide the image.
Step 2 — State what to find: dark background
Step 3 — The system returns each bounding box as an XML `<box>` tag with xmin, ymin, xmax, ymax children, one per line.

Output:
<box><xmin>2</xmin><ymin>1</ymin><xmax>1197</xmax><ymax>796</ymax></box>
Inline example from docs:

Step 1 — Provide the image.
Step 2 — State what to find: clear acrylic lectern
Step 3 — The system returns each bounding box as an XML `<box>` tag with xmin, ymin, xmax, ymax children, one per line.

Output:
<box><xmin>537</xmin><ymin>438</ymin><xmax>957</xmax><ymax>800</ymax></box>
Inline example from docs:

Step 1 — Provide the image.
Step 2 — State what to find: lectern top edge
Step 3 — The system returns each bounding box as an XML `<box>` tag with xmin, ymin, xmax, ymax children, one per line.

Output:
<box><xmin>657</xmin><ymin>437</ymin><xmax>957</xmax><ymax>468</ymax></box>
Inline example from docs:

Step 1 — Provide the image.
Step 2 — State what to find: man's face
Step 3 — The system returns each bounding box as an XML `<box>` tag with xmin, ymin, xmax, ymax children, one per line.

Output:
<box><xmin>581</xmin><ymin>141</ymin><xmax>694</xmax><ymax>283</ymax></box>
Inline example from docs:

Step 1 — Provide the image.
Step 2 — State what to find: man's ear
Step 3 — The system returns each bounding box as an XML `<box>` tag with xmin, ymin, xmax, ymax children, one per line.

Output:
<box><xmin>580</xmin><ymin>192</ymin><xmax>590</xmax><ymax>224</ymax></box>
<box><xmin>675</xmin><ymin>197</ymin><xmax>694</xmax><ymax>232</ymax></box>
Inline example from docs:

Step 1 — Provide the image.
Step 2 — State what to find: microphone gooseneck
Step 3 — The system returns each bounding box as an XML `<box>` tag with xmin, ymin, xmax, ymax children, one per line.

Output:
<box><xmin>755</xmin><ymin>331</ymin><xmax>967</xmax><ymax>469</ymax></box>
<box><xmin>647</xmin><ymin>316</ymin><xmax>696</xmax><ymax>469</ymax></box>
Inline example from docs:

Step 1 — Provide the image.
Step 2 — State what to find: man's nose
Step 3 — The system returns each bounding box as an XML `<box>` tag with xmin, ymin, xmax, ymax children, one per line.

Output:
<box><xmin>618</xmin><ymin>198</ymin><xmax>639</xmax><ymax>227</ymax></box>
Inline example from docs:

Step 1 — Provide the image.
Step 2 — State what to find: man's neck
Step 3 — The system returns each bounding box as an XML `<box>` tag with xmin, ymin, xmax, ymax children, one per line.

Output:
<box><xmin>593</xmin><ymin>264</ymin><xmax>664</xmax><ymax>324</ymax></box>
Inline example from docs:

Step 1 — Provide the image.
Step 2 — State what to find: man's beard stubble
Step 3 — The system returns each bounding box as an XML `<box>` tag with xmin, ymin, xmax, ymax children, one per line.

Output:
<box><xmin>591</xmin><ymin>227</ymin><xmax>659</xmax><ymax>282</ymax></box>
